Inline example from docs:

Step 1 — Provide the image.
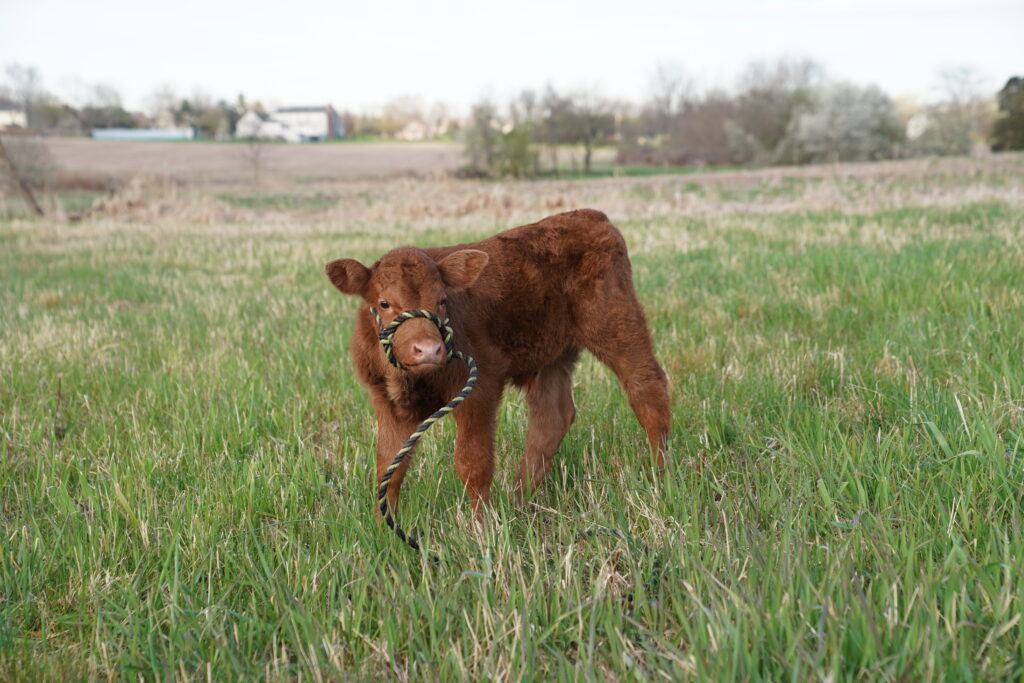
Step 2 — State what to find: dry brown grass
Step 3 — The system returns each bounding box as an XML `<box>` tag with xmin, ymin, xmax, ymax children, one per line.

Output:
<box><xmin>10</xmin><ymin>138</ymin><xmax>1024</xmax><ymax>230</ymax></box>
<box><xmin>69</xmin><ymin>152</ymin><xmax>1023</xmax><ymax>229</ymax></box>
<box><xmin>41</xmin><ymin>137</ymin><xmax>462</xmax><ymax>185</ymax></box>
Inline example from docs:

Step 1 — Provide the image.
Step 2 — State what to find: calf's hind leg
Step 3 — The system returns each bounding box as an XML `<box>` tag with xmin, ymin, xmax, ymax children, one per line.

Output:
<box><xmin>514</xmin><ymin>351</ymin><xmax>578</xmax><ymax>496</ymax></box>
<box><xmin>578</xmin><ymin>285</ymin><xmax>670</xmax><ymax>467</ymax></box>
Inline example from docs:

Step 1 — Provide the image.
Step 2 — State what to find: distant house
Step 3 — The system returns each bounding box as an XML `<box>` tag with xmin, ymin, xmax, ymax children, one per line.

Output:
<box><xmin>235</xmin><ymin>111</ymin><xmax>299</xmax><ymax>142</ymax></box>
<box><xmin>235</xmin><ymin>105</ymin><xmax>344</xmax><ymax>142</ymax></box>
<box><xmin>0</xmin><ymin>102</ymin><xmax>27</xmax><ymax>130</ymax></box>
<box><xmin>395</xmin><ymin>117</ymin><xmax>453</xmax><ymax>141</ymax></box>
<box><xmin>397</xmin><ymin>120</ymin><xmax>428</xmax><ymax>141</ymax></box>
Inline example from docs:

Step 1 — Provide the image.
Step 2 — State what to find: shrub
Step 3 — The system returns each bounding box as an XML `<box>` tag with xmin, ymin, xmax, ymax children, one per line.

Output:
<box><xmin>991</xmin><ymin>76</ymin><xmax>1024</xmax><ymax>151</ymax></box>
<box><xmin>791</xmin><ymin>83</ymin><xmax>905</xmax><ymax>163</ymax></box>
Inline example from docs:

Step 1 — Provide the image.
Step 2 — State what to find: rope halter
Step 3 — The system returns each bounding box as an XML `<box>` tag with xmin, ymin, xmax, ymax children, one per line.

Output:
<box><xmin>368</xmin><ymin>305</ymin><xmax>479</xmax><ymax>552</ymax></box>
<box><xmin>370</xmin><ymin>307</ymin><xmax>456</xmax><ymax>369</ymax></box>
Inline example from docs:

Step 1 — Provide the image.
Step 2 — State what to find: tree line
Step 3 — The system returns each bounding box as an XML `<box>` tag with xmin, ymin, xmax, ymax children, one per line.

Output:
<box><xmin>461</xmin><ymin>59</ymin><xmax>1024</xmax><ymax>178</ymax></box>
<box><xmin>1</xmin><ymin>58</ymin><xmax>1022</xmax><ymax>177</ymax></box>
<box><xmin>0</xmin><ymin>64</ymin><xmax>458</xmax><ymax>142</ymax></box>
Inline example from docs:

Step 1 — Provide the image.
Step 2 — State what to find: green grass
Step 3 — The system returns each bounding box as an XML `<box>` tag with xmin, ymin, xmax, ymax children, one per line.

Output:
<box><xmin>0</xmin><ymin>191</ymin><xmax>107</xmax><ymax>221</ymax></box>
<box><xmin>1</xmin><ymin>170</ymin><xmax>1023</xmax><ymax>679</ymax></box>
<box><xmin>57</xmin><ymin>191</ymin><xmax>106</xmax><ymax>215</ymax></box>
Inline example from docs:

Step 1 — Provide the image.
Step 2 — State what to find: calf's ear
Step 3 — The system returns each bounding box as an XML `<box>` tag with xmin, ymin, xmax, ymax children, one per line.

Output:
<box><xmin>325</xmin><ymin>259</ymin><xmax>370</xmax><ymax>296</ymax></box>
<box><xmin>438</xmin><ymin>249</ymin><xmax>489</xmax><ymax>289</ymax></box>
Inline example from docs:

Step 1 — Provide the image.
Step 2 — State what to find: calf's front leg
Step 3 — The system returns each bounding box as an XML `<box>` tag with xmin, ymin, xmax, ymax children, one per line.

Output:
<box><xmin>374</xmin><ymin>407</ymin><xmax>419</xmax><ymax>517</ymax></box>
<box><xmin>452</xmin><ymin>387</ymin><xmax>500</xmax><ymax>518</ymax></box>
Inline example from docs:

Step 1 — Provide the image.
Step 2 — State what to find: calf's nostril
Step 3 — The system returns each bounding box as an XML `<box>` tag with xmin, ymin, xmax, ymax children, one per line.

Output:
<box><xmin>411</xmin><ymin>341</ymin><xmax>443</xmax><ymax>363</ymax></box>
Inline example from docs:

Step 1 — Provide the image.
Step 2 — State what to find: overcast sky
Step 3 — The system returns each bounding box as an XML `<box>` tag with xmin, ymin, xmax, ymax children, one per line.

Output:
<box><xmin>1</xmin><ymin>0</ymin><xmax>1021</xmax><ymax>113</ymax></box>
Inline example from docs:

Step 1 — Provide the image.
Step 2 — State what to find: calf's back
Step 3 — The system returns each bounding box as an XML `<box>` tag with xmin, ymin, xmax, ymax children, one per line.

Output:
<box><xmin>425</xmin><ymin>209</ymin><xmax>632</xmax><ymax>378</ymax></box>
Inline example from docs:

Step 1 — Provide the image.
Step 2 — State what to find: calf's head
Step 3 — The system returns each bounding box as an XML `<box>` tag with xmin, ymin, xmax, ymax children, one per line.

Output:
<box><xmin>325</xmin><ymin>247</ymin><xmax>488</xmax><ymax>374</ymax></box>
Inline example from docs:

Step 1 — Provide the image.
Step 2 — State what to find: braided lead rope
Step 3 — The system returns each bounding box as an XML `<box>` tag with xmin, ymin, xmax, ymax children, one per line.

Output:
<box><xmin>370</xmin><ymin>306</ymin><xmax>478</xmax><ymax>552</ymax></box>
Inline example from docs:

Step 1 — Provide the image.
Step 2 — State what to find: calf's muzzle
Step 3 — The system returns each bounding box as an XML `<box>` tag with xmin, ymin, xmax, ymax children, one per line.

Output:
<box><xmin>371</xmin><ymin>308</ymin><xmax>456</xmax><ymax>372</ymax></box>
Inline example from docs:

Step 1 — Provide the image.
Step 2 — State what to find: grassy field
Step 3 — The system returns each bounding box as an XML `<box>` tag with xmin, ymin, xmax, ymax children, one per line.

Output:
<box><xmin>2</xmin><ymin>156</ymin><xmax>1023</xmax><ymax>679</ymax></box>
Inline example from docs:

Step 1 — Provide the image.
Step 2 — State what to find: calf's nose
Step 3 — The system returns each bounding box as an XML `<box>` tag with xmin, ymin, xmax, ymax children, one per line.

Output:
<box><xmin>410</xmin><ymin>340</ymin><xmax>444</xmax><ymax>365</ymax></box>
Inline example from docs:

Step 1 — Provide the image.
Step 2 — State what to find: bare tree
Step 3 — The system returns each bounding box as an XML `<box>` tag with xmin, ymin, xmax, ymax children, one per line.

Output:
<box><xmin>89</xmin><ymin>83</ymin><xmax>123</xmax><ymax>109</ymax></box>
<box><xmin>508</xmin><ymin>90</ymin><xmax>542</xmax><ymax>174</ymax></box>
<box><xmin>460</xmin><ymin>98</ymin><xmax>500</xmax><ymax>177</ymax></box>
<box><xmin>426</xmin><ymin>101</ymin><xmax>453</xmax><ymax>137</ymax></box>
<box><xmin>539</xmin><ymin>86</ymin><xmax>573</xmax><ymax>172</ymax></box>
<box><xmin>76</xmin><ymin>83</ymin><xmax>136</xmax><ymax>130</ymax></box>
<box><xmin>931</xmin><ymin>66</ymin><xmax>994</xmax><ymax>154</ymax></box>
<box><xmin>4</xmin><ymin>63</ymin><xmax>43</xmax><ymax>128</ymax></box>
<box><xmin>381</xmin><ymin>95</ymin><xmax>426</xmax><ymax>137</ymax></box>
<box><xmin>936</xmin><ymin>66</ymin><xmax>986</xmax><ymax>105</ymax></box>
<box><xmin>0</xmin><ymin>133</ymin><xmax>50</xmax><ymax>216</ymax></box>
<box><xmin>233</xmin><ymin>113</ymin><xmax>272</xmax><ymax>188</ymax></box>
<box><xmin>664</xmin><ymin>90</ymin><xmax>739</xmax><ymax>166</ymax></box>
<box><xmin>732</xmin><ymin>57</ymin><xmax>824</xmax><ymax>164</ymax></box>
<box><xmin>534</xmin><ymin>87</ymin><xmax>621</xmax><ymax>174</ymax></box>
<box><xmin>145</xmin><ymin>84</ymin><xmax>179</xmax><ymax>125</ymax></box>
<box><xmin>648</xmin><ymin>62</ymin><xmax>694</xmax><ymax>135</ymax></box>
<box><xmin>509</xmin><ymin>89</ymin><xmax>539</xmax><ymax>128</ymax></box>
<box><xmin>617</xmin><ymin>64</ymin><xmax>695</xmax><ymax>165</ymax></box>
<box><xmin>577</xmin><ymin>92</ymin><xmax>618</xmax><ymax>174</ymax></box>
<box><xmin>240</xmin><ymin>133</ymin><xmax>268</xmax><ymax>189</ymax></box>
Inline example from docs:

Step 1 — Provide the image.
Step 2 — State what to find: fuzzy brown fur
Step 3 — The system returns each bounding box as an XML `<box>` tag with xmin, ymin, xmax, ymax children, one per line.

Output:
<box><xmin>325</xmin><ymin>209</ymin><xmax>670</xmax><ymax>516</ymax></box>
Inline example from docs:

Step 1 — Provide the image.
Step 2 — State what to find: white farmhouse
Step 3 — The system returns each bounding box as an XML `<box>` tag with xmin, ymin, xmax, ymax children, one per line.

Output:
<box><xmin>0</xmin><ymin>103</ymin><xmax>27</xmax><ymax>130</ymax></box>
<box><xmin>236</xmin><ymin>111</ymin><xmax>300</xmax><ymax>142</ymax></box>
<box><xmin>235</xmin><ymin>105</ymin><xmax>344</xmax><ymax>142</ymax></box>
<box><xmin>396</xmin><ymin>120</ymin><xmax>428</xmax><ymax>141</ymax></box>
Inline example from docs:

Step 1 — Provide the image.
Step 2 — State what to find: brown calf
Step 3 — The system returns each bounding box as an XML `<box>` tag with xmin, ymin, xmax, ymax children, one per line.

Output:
<box><xmin>325</xmin><ymin>209</ymin><xmax>670</xmax><ymax>516</ymax></box>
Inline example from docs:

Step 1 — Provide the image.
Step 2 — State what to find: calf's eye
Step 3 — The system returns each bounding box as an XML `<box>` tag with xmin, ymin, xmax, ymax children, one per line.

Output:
<box><xmin>378</xmin><ymin>301</ymin><xmax>390</xmax><ymax>310</ymax></box>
